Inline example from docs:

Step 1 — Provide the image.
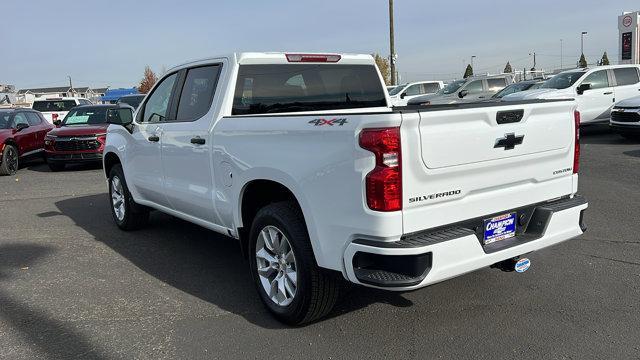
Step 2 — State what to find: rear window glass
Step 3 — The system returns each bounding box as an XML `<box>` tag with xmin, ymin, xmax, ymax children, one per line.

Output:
<box><xmin>117</xmin><ymin>95</ymin><xmax>144</xmax><ymax>109</ymax></box>
<box><xmin>232</xmin><ymin>64</ymin><xmax>386</xmax><ymax>115</ymax></box>
<box><xmin>613</xmin><ymin>67</ymin><xmax>640</xmax><ymax>86</ymax></box>
<box><xmin>26</xmin><ymin>112</ymin><xmax>42</xmax><ymax>126</ymax></box>
<box><xmin>32</xmin><ymin>100</ymin><xmax>77</xmax><ymax>112</ymax></box>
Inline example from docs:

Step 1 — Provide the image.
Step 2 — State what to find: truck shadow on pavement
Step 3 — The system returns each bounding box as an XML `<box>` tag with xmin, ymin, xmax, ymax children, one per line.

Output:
<box><xmin>0</xmin><ymin>244</ymin><xmax>110</xmax><ymax>359</ymax></box>
<box><xmin>52</xmin><ymin>194</ymin><xmax>412</xmax><ymax>328</ymax></box>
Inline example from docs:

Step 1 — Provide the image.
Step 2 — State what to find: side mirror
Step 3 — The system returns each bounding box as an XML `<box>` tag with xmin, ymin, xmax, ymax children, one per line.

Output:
<box><xmin>15</xmin><ymin>123</ymin><xmax>29</xmax><ymax>132</ymax></box>
<box><xmin>106</xmin><ymin>107</ymin><xmax>134</xmax><ymax>126</ymax></box>
<box><xmin>576</xmin><ymin>83</ymin><xmax>591</xmax><ymax>95</ymax></box>
<box><xmin>53</xmin><ymin>119</ymin><xmax>62</xmax><ymax>126</ymax></box>
<box><xmin>400</xmin><ymin>92</ymin><xmax>407</xmax><ymax>99</ymax></box>
<box><xmin>458</xmin><ymin>90</ymin><xmax>468</xmax><ymax>98</ymax></box>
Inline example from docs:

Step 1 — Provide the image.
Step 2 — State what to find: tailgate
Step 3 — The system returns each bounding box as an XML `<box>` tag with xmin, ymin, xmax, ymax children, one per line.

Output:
<box><xmin>400</xmin><ymin>100</ymin><xmax>578</xmax><ymax>234</ymax></box>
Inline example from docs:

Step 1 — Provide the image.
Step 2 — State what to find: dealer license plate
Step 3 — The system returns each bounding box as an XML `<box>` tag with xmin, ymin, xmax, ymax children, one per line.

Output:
<box><xmin>483</xmin><ymin>212</ymin><xmax>517</xmax><ymax>245</ymax></box>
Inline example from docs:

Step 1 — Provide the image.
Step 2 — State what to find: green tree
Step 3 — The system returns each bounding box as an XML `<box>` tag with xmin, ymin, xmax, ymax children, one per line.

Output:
<box><xmin>600</xmin><ymin>51</ymin><xmax>610</xmax><ymax>66</ymax></box>
<box><xmin>503</xmin><ymin>61</ymin><xmax>513</xmax><ymax>73</ymax></box>
<box><xmin>373</xmin><ymin>53</ymin><xmax>391</xmax><ymax>85</ymax></box>
<box><xmin>463</xmin><ymin>64</ymin><xmax>474</xmax><ymax>78</ymax></box>
<box><xmin>578</xmin><ymin>54</ymin><xmax>588</xmax><ymax>68</ymax></box>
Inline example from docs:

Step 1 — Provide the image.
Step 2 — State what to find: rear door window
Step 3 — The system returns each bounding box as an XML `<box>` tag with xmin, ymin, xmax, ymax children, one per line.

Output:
<box><xmin>232</xmin><ymin>64</ymin><xmax>386</xmax><ymax>115</ymax></box>
<box><xmin>175</xmin><ymin>65</ymin><xmax>221</xmax><ymax>121</ymax></box>
<box><xmin>613</xmin><ymin>67</ymin><xmax>640</xmax><ymax>86</ymax></box>
<box><xmin>423</xmin><ymin>83</ymin><xmax>440</xmax><ymax>93</ymax></box>
<box><xmin>486</xmin><ymin>78</ymin><xmax>507</xmax><ymax>91</ymax></box>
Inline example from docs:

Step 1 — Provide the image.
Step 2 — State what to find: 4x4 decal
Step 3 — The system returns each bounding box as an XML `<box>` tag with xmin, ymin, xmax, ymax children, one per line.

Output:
<box><xmin>308</xmin><ymin>118</ymin><xmax>348</xmax><ymax>126</ymax></box>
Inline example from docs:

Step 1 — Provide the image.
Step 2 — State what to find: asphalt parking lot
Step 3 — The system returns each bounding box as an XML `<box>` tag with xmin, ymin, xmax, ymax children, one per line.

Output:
<box><xmin>0</xmin><ymin>126</ymin><xmax>639</xmax><ymax>360</ymax></box>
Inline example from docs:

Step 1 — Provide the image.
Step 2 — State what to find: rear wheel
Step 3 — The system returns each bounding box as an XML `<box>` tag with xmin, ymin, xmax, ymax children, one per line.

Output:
<box><xmin>0</xmin><ymin>144</ymin><xmax>18</xmax><ymax>176</ymax></box>
<box><xmin>249</xmin><ymin>202</ymin><xmax>340</xmax><ymax>325</ymax></box>
<box><xmin>108</xmin><ymin>164</ymin><xmax>149</xmax><ymax>230</ymax></box>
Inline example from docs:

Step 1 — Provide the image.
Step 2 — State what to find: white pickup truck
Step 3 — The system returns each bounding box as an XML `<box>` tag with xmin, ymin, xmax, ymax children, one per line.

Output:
<box><xmin>103</xmin><ymin>52</ymin><xmax>588</xmax><ymax>324</ymax></box>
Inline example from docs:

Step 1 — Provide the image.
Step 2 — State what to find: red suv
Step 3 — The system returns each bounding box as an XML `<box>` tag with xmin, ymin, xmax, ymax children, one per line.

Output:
<box><xmin>0</xmin><ymin>108</ymin><xmax>53</xmax><ymax>175</ymax></box>
<box><xmin>44</xmin><ymin>104</ymin><xmax>116</xmax><ymax>171</ymax></box>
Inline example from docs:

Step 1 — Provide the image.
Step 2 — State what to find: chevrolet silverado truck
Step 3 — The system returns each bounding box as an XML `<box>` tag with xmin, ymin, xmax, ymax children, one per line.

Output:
<box><xmin>103</xmin><ymin>52</ymin><xmax>588</xmax><ymax>325</ymax></box>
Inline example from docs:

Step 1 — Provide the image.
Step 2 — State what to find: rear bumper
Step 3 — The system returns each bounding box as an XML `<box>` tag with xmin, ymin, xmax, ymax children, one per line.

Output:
<box><xmin>343</xmin><ymin>196</ymin><xmax>588</xmax><ymax>290</ymax></box>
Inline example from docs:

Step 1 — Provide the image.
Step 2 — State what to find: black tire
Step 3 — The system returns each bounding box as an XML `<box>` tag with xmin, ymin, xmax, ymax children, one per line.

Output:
<box><xmin>108</xmin><ymin>164</ymin><xmax>149</xmax><ymax>230</ymax></box>
<box><xmin>249</xmin><ymin>201</ymin><xmax>340</xmax><ymax>325</ymax></box>
<box><xmin>48</xmin><ymin>162</ymin><xmax>65</xmax><ymax>172</ymax></box>
<box><xmin>0</xmin><ymin>144</ymin><xmax>18</xmax><ymax>176</ymax></box>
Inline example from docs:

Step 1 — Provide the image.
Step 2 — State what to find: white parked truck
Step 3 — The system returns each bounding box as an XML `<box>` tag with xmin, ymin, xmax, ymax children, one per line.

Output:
<box><xmin>103</xmin><ymin>52</ymin><xmax>588</xmax><ymax>324</ymax></box>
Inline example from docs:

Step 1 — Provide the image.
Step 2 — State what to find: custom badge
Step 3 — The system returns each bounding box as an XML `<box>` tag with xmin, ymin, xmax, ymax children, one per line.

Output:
<box><xmin>515</xmin><ymin>258</ymin><xmax>531</xmax><ymax>273</ymax></box>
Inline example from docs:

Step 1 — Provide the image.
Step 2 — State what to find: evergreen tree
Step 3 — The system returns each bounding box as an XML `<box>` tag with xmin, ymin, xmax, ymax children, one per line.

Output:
<box><xmin>463</xmin><ymin>64</ymin><xmax>474</xmax><ymax>78</ymax></box>
<box><xmin>578</xmin><ymin>54</ymin><xmax>588</xmax><ymax>68</ymax></box>
<box><xmin>503</xmin><ymin>61</ymin><xmax>513</xmax><ymax>73</ymax></box>
<box><xmin>600</xmin><ymin>52</ymin><xmax>610</xmax><ymax>66</ymax></box>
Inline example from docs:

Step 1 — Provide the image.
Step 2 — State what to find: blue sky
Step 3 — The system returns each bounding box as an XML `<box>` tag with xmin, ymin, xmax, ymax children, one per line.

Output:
<box><xmin>1</xmin><ymin>0</ymin><xmax>637</xmax><ymax>89</ymax></box>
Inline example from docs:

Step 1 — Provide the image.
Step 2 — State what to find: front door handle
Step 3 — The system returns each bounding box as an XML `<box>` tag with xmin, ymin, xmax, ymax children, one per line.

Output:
<box><xmin>148</xmin><ymin>135</ymin><xmax>160</xmax><ymax>142</ymax></box>
<box><xmin>190</xmin><ymin>137</ymin><xmax>206</xmax><ymax>145</ymax></box>
<box><xmin>603</xmin><ymin>92</ymin><xmax>613</xmax><ymax>95</ymax></box>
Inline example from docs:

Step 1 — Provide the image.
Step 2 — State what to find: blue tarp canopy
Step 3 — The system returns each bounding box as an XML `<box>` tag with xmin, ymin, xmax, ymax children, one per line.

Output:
<box><xmin>100</xmin><ymin>88</ymin><xmax>138</xmax><ymax>102</ymax></box>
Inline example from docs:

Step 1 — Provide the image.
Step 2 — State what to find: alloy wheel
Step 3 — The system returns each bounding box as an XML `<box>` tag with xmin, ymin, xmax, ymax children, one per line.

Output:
<box><xmin>255</xmin><ymin>225</ymin><xmax>298</xmax><ymax>306</ymax></box>
<box><xmin>111</xmin><ymin>176</ymin><xmax>126</xmax><ymax>221</ymax></box>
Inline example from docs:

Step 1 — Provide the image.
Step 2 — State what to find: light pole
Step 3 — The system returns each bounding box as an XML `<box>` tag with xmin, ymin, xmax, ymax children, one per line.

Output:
<box><xmin>529</xmin><ymin>52</ymin><xmax>536</xmax><ymax>71</ymax></box>
<box><xmin>580</xmin><ymin>31</ymin><xmax>587</xmax><ymax>55</ymax></box>
<box><xmin>388</xmin><ymin>0</ymin><xmax>396</xmax><ymax>85</ymax></box>
<box><xmin>471</xmin><ymin>55</ymin><xmax>476</xmax><ymax>71</ymax></box>
<box><xmin>560</xmin><ymin>39</ymin><xmax>563</xmax><ymax>69</ymax></box>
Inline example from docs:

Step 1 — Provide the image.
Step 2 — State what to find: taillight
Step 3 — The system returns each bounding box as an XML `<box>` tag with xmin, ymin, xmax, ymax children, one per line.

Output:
<box><xmin>573</xmin><ymin>110</ymin><xmax>580</xmax><ymax>174</ymax></box>
<box><xmin>52</xmin><ymin>113</ymin><xmax>58</xmax><ymax>121</ymax></box>
<box><xmin>359</xmin><ymin>127</ymin><xmax>402</xmax><ymax>211</ymax></box>
<box><xmin>285</xmin><ymin>53</ymin><xmax>341</xmax><ymax>63</ymax></box>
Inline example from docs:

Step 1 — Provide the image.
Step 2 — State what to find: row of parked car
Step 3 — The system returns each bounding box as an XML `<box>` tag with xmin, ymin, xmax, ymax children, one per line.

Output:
<box><xmin>386</xmin><ymin>64</ymin><xmax>640</xmax><ymax>137</ymax></box>
<box><xmin>0</xmin><ymin>94</ymin><xmax>145</xmax><ymax>175</ymax></box>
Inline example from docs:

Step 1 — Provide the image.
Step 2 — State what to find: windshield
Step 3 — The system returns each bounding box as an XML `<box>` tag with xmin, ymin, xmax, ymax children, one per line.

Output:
<box><xmin>492</xmin><ymin>82</ymin><xmax>534</xmax><ymax>98</ymax></box>
<box><xmin>439</xmin><ymin>79</ymin><xmax>466</xmax><ymax>95</ymax></box>
<box><xmin>542</xmin><ymin>72</ymin><xmax>586</xmax><ymax>89</ymax></box>
<box><xmin>388</xmin><ymin>84</ymin><xmax>408</xmax><ymax>96</ymax></box>
<box><xmin>62</xmin><ymin>107</ymin><xmax>111</xmax><ymax>126</ymax></box>
<box><xmin>117</xmin><ymin>95</ymin><xmax>144</xmax><ymax>109</ymax></box>
<box><xmin>32</xmin><ymin>100</ymin><xmax>77</xmax><ymax>112</ymax></box>
<box><xmin>0</xmin><ymin>111</ymin><xmax>12</xmax><ymax>129</ymax></box>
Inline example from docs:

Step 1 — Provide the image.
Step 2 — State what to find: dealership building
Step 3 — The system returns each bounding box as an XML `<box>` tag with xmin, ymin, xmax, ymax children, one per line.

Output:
<box><xmin>619</xmin><ymin>11</ymin><xmax>640</xmax><ymax>64</ymax></box>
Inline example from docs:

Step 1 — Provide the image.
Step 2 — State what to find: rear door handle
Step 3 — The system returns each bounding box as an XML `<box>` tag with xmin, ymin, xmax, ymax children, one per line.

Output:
<box><xmin>190</xmin><ymin>137</ymin><xmax>206</xmax><ymax>145</ymax></box>
<box><xmin>604</xmin><ymin>92</ymin><xmax>613</xmax><ymax>95</ymax></box>
<box><xmin>148</xmin><ymin>135</ymin><xmax>160</xmax><ymax>142</ymax></box>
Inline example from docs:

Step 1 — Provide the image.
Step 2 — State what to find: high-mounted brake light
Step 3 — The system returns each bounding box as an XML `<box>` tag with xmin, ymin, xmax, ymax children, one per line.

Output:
<box><xmin>285</xmin><ymin>54</ymin><xmax>341</xmax><ymax>63</ymax></box>
<box><xmin>359</xmin><ymin>127</ymin><xmax>402</xmax><ymax>212</ymax></box>
<box><xmin>573</xmin><ymin>110</ymin><xmax>580</xmax><ymax>174</ymax></box>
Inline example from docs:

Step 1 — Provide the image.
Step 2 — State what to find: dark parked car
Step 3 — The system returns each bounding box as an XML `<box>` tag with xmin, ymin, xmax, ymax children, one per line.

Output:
<box><xmin>116</xmin><ymin>94</ymin><xmax>145</xmax><ymax>110</ymax></box>
<box><xmin>44</xmin><ymin>104</ymin><xmax>121</xmax><ymax>171</ymax></box>
<box><xmin>0</xmin><ymin>108</ymin><xmax>54</xmax><ymax>175</ymax></box>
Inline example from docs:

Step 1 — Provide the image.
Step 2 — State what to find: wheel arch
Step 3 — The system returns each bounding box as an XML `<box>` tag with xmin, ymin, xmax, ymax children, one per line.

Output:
<box><xmin>103</xmin><ymin>151</ymin><xmax>121</xmax><ymax>178</ymax></box>
<box><xmin>237</xmin><ymin>179</ymin><xmax>314</xmax><ymax>260</ymax></box>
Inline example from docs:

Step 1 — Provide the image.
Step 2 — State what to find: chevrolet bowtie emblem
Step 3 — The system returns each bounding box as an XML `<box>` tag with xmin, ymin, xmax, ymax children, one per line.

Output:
<box><xmin>494</xmin><ymin>133</ymin><xmax>524</xmax><ymax>150</ymax></box>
